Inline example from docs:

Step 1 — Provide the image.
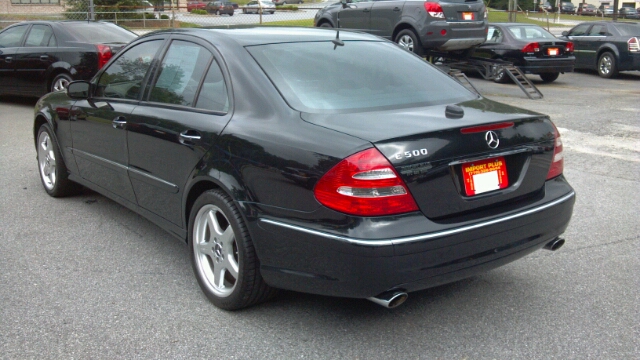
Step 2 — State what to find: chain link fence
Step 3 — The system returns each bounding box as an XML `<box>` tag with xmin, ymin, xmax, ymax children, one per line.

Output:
<box><xmin>1</xmin><ymin>1</ymin><xmax>324</xmax><ymax>29</ymax></box>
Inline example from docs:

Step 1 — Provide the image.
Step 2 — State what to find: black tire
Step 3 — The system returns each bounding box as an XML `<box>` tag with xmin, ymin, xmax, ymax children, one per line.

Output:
<box><xmin>36</xmin><ymin>123</ymin><xmax>80</xmax><ymax>197</ymax></box>
<box><xmin>229</xmin><ymin>11</ymin><xmax>234</xmax><ymax>16</ymax></box>
<box><xmin>50</xmin><ymin>73</ymin><xmax>72</xmax><ymax>93</ymax></box>
<box><xmin>493</xmin><ymin>68</ymin><xmax>511</xmax><ymax>83</ymax></box>
<box><xmin>188</xmin><ymin>189</ymin><xmax>277</xmax><ymax>310</ymax></box>
<box><xmin>270</xmin><ymin>11</ymin><xmax>275</xmax><ymax>14</ymax></box>
<box><xmin>597</xmin><ymin>51</ymin><xmax>618</xmax><ymax>78</ymax></box>
<box><xmin>539</xmin><ymin>72</ymin><xmax>560</xmax><ymax>83</ymax></box>
<box><xmin>319</xmin><ymin>22</ymin><xmax>332</xmax><ymax>28</ymax></box>
<box><xmin>395</xmin><ymin>29</ymin><xmax>424</xmax><ymax>56</ymax></box>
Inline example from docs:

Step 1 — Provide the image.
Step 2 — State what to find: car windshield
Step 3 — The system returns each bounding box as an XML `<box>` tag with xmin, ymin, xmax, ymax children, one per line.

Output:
<box><xmin>507</xmin><ymin>25</ymin><xmax>556</xmax><ymax>40</ymax></box>
<box><xmin>60</xmin><ymin>22</ymin><xmax>137</xmax><ymax>44</ymax></box>
<box><xmin>247</xmin><ymin>41</ymin><xmax>475</xmax><ymax>113</ymax></box>
<box><xmin>614</xmin><ymin>23</ymin><xmax>640</xmax><ymax>36</ymax></box>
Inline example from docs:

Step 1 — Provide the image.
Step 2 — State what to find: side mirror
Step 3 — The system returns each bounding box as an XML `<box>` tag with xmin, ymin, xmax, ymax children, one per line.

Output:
<box><xmin>561</xmin><ymin>31</ymin><xmax>569</xmax><ymax>36</ymax></box>
<box><xmin>67</xmin><ymin>81</ymin><xmax>91</xmax><ymax>99</ymax></box>
<box><xmin>341</xmin><ymin>0</ymin><xmax>348</xmax><ymax>8</ymax></box>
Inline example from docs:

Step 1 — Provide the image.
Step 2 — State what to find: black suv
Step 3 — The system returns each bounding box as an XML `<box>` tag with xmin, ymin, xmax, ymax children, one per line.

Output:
<box><xmin>314</xmin><ymin>0</ymin><xmax>488</xmax><ymax>55</ymax></box>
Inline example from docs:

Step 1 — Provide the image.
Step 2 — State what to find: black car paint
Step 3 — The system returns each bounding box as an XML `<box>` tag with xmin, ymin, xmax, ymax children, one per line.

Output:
<box><xmin>472</xmin><ymin>23</ymin><xmax>575</xmax><ymax>75</ymax></box>
<box><xmin>0</xmin><ymin>21</ymin><xmax>135</xmax><ymax>98</ymax></box>
<box><xmin>559</xmin><ymin>21</ymin><xmax>640</xmax><ymax>73</ymax></box>
<box><xmin>34</xmin><ymin>28</ymin><xmax>574</xmax><ymax>300</ymax></box>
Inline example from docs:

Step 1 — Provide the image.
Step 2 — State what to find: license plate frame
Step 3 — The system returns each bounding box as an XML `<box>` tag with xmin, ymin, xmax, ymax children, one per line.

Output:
<box><xmin>462</xmin><ymin>12</ymin><xmax>475</xmax><ymax>20</ymax></box>
<box><xmin>462</xmin><ymin>156</ymin><xmax>508</xmax><ymax>196</ymax></box>
<box><xmin>547</xmin><ymin>47</ymin><xmax>559</xmax><ymax>56</ymax></box>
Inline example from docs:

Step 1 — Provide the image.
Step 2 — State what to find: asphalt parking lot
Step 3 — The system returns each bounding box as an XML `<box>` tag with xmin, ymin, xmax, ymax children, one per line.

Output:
<box><xmin>1</xmin><ymin>69</ymin><xmax>638</xmax><ymax>358</ymax></box>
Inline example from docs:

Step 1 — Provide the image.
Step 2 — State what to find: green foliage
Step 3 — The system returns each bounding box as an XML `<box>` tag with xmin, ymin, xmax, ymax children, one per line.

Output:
<box><xmin>275</xmin><ymin>5</ymin><xmax>298</xmax><ymax>10</ymax></box>
<box><xmin>190</xmin><ymin>9</ymin><xmax>208</xmax><ymax>15</ymax></box>
<box><xmin>65</xmin><ymin>0</ymin><xmax>163</xmax><ymax>20</ymax></box>
<box><xmin>160</xmin><ymin>14</ymin><xmax>170</xmax><ymax>19</ymax></box>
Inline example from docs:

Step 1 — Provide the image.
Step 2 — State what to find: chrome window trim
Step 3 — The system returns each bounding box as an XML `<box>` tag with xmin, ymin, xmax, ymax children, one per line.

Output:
<box><xmin>260</xmin><ymin>191</ymin><xmax>575</xmax><ymax>247</ymax></box>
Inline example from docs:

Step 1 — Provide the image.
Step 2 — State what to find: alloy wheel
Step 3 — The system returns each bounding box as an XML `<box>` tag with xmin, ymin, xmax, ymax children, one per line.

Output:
<box><xmin>599</xmin><ymin>55</ymin><xmax>612</xmax><ymax>75</ymax></box>
<box><xmin>193</xmin><ymin>204</ymin><xmax>239</xmax><ymax>297</ymax></box>
<box><xmin>52</xmin><ymin>77</ymin><xmax>70</xmax><ymax>92</ymax></box>
<box><xmin>398</xmin><ymin>35</ymin><xmax>414</xmax><ymax>52</ymax></box>
<box><xmin>38</xmin><ymin>131</ymin><xmax>57</xmax><ymax>191</ymax></box>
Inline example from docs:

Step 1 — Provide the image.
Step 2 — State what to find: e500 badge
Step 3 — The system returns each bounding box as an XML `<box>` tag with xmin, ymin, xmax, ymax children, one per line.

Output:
<box><xmin>394</xmin><ymin>148</ymin><xmax>428</xmax><ymax>160</ymax></box>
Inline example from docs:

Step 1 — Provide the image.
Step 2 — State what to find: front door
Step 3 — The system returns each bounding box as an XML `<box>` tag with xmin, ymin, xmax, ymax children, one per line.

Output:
<box><xmin>338</xmin><ymin>0</ymin><xmax>374</xmax><ymax>32</ymax></box>
<box><xmin>70</xmin><ymin>39</ymin><xmax>164</xmax><ymax>205</ymax></box>
<box><xmin>0</xmin><ymin>24</ymin><xmax>29</xmax><ymax>95</ymax></box>
<box><xmin>127</xmin><ymin>38</ymin><xmax>232</xmax><ymax>227</ymax></box>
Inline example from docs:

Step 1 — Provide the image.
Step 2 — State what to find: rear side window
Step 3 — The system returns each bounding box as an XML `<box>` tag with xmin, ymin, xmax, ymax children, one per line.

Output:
<box><xmin>0</xmin><ymin>25</ymin><xmax>28</xmax><ymax>48</ymax></box>
<box><xmin>614</xmin><ymin>24</ymin><xmax>640</xmax><ymax>36</ymax></box>
<box><xmin>195</xmin><ymin>61</ymin><xmax>229</xmax><ymax>113</ymax></box>
<box><xmin>247</xmin><ymin>41</ymin><xmax>475</xmax><ymax>113</ymax></box>
<box><xmin>588</xmin><ymin>25</ymin><xmax>607</xmax><ymax>36</ymax></box>
<box><xmin>486</xmin><ymin>27</ymin><xmax>503</xmax><ymax>43</ymax></box>
<box><xmin>24</xmin><ymin>25</ymin><xmax>55</xmax><ymax>47</ymax></box>
<box><xmin>149</xmin><ymin>40</ymin><xmax>213</xmax><ymax>107</ymax></box>
<box><xmin>507</xmin><ymin>26</ymin><xmax>555</xmax><ymax>40</ymax></box>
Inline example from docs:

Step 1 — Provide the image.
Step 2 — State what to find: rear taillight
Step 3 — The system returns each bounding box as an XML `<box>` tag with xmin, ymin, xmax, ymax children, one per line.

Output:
<box><xmin>424</xmin><ymin>2</ymin><xmax>445</xmax><ymax>18</ymax></box>
<box><xmin>546</xmin><ymin>123</ymin><xmax>564</xmax><ymax>180</ymax></box>
<box><xmin>565</xmin><ymin>42</ymin><xmax>574</xmax><ymax>53</ymax></box>
<box><xmin>629</xmin><ymin>37</ymin><xmax>639</xmax><ymax>52</ymax></box>
<box><xmin>314</xmin><ymin>148</ymin><xmax>419</xmax><ymax>217</ymax></box>
<box><xmin>96</xmin><ymin>44</ymin><xmax>112</xmax><ymax>69</ymax></box>
<box><xmin>522</xmin><ymin>42</ymin><xmax>540</xmax><ymax>54</ymax></box>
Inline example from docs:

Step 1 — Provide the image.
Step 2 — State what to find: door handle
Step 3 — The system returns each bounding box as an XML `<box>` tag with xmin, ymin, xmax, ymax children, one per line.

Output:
<box><xmin>363</xmin><ymin>8</ymin><xmax>370</xmax><ymax>12</ymax></box>
<box><xmin>179</xmin><ymin>130</ymin><xmax>202</xmax><ymax>145</ymax></box>
<box><xmin>40</xmin><ymin>55</ymin><xmax>49</xmax><ymax>61</ymax></box>
<box><xmin>4</xmin><ymin>56</ymin><xmax>12</xmax><ymax>63</ymax></box>
<box><xmin>112</xmin><ymin>116</ymin><xmax>127</xmax><ymax>129</ymax></box>
<box><xmin>393</xmin><ymin>7</ymin><xmax>401</xmax><ymax>11</ymax></box>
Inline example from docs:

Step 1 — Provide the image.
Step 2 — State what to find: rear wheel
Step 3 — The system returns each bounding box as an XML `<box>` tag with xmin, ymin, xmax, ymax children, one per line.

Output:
<box><xmin>597</xmin><ymin>51</ymin><xmax>618</xmax><ymax>78</ymax></box>
<box><xmin>395</xmin><ymin>29</ymin><xmax>423</xmax><ymax>56</ymax></box>
<box><xmin>51</xmin><ymin>73</ymin><xmax>72</xmax><ymax>93</ymax></box>
<box><xmin>189</xmin><ymin>190</ymin><xmax>276</xmax><ymax>310</ymax></box>
<box><xmin>319</xmin><ymin>22</ymin><xmax>332</xmax><ymax>28</ymax></box>
<box><xmin>493</xmin><ymin>68</ymin><xmax>510</xmax><ymax>83</ymax></box>
<box><xmin>539</xmin><ymin>72</ymin><xmax>560</xmax><ymax>83</ymax></box>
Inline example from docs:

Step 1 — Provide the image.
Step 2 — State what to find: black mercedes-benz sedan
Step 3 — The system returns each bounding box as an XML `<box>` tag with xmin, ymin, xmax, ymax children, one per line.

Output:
<box><xmin>559</xmin><ymin>21</ymin><xmax>640</xmax><ymax>78</ymax></box>
<box><xmin>33</xmin><ymin>27</ymin><xmax>575</xmax><ymax>310</ymax></box>
<box><xmin>472</xmin><ymin>23</ymin><xmax>575</xmax><ymax>83</ymax></box>
<box><xmin>0</xmin><ymin>21</ymin><xmax>137</xmax><ymax>98</ymax></box>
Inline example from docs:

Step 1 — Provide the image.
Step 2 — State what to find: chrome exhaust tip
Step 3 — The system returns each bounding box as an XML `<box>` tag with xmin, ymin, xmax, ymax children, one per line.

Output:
<box><xmin>367</xmin><ymin>291</ymin><xmax>408</xmax><ymax>309</ymax></box>
<box><xmin>544</xmin><ymin>237</ymin><xmax>565</xmax><ymax>251</ymax></box>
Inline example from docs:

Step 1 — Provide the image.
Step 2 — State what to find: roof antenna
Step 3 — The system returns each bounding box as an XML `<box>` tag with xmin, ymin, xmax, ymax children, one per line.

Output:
<box><xmin>332</xmin><ymin>30</ymin><xmax>344</xmax><ymax>50</ymax></box>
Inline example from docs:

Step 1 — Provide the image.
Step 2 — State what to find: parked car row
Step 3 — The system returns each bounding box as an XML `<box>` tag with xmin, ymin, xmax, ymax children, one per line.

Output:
<box><xmin>187</xmin><ymin>0</ymin><xmax>291</xmax><ymax>14</ymax></box>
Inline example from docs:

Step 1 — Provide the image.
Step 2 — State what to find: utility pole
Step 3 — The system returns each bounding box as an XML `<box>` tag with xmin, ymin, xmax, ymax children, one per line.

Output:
<box><xmin>612</xmin><ymin>0</ymin><xmax>619</xmax><ymax>21</ymax></box>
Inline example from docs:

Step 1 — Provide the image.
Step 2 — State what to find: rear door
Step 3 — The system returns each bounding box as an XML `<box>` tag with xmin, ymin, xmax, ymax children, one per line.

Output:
<box><xmin>14</xmin><ymin>24</ymin><xmax>58</xmax><ymax>96</ymax></box>
<box><xmin>369</xmin><ymin>0</ymin><xmax>405</xmax><ymax>39</ymax></box>
<box><xmin>126</xmin><ymin>37</ymin><xmax>232</xmax><ymax>227</ymax></box>
<box><xmin>0</xmin><ymin>24</ymin><xmax>29</xmax><ymax>95</ymax></box>
<box><xmin>338</xmin><ymin>0</ymin><xmax>374</xmax><ymax>32</ymax></box>
<box><xmin>583</xmin><ymin>24</ymin><xmax>608</xmax><ymax>66</ymax></box>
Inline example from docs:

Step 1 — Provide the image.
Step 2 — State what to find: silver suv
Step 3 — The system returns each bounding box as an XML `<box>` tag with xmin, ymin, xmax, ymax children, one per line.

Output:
<box><xmin>314</xmin><ymin>0</ymin><xmax>488</xmax><ymax>55</ymax></box>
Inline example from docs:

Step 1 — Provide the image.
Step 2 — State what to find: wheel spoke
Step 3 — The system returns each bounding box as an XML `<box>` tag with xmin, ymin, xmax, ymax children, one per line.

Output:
<box><xmin>224</xmin><ymin>256</ymin><xmax>239</xmax><ymax>279</ymax></box>
<box><xmin>220</xmin><ymin>226</ymin><xmax>234</xmax><ymax>249</ymax></box>
<box><xmin>207</xmin><ymin>210</ymin><xmax>223</xmax><ymax>237</ymax></box>
<box><xmin>195</xmin><ymin>242</ymin><xmax>215</xmax><ymax>258</ymax></box>
<box><xmin>213</xmin><ymin>262</ymin><xmax>226</xmax><ymax>289</ymax></box>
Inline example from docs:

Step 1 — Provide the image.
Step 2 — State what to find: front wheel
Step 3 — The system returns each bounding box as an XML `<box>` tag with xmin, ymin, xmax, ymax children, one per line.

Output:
<box><xmin>539</xmin><ymin>72</ymin><xmax>560</xmax><ymax>83</ymax></box>
<box><xmin>395</xmin><ymin>29</ymin><xmax>424</xmax><ymax>56</ymax></box>
<box><xmin>189</xmin><ymin>190</ymin><xmax>276</xmax><ymax>310</ymax></box>
<box><xmin>319</xmin><ymin>22</ymin><xmax>333</xmax><ymax>28</ymax></box>
<box><xmin>51</xmin><ymin>73</ymin><xmax>72</xmax><ymax>93</ymax></box>
<box><xmin>597</xmin><ymin>51</ymin><xmax>618</xmax><ymax>78</ymax></box>
<box><xmin>493</xmin><ymin>68</ymin><xmax>511</xmax><ymax>83</ymax></box>
<box><xmin>37</xmin><ymin>124</ymin><xmax>80</xmax><ymax>197</ymax></box>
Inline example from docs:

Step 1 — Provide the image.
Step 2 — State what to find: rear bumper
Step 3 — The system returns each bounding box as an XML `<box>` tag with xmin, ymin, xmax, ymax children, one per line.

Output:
<box><xmin>249</xmin><ymin>176</ymin><xmax>575</xmax><ymax>298</ymax></box>
<box><xmin>420</xmin><ymin>20</ymin><xmax>488</xmax><ymax>51</ymax></box>
<box><xmin>520</xmin><ymin>57</ymin><xmax>575</xmax><ymax>73</ymax></box>
<box><xmin>618</xmin><ymin>52</ymin><xmax>640</xmax><ymax>71</ymax></box>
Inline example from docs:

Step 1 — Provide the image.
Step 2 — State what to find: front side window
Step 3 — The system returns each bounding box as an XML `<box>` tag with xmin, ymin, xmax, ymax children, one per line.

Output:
<box><xmin>247</xmin><ymin>41</ymin><xmax>475</xmax><ymax>113</ymax></box>
<box><xmin>149</xmin><ymin>40</ymin><xmax>212</xmax><ymax>107</ymax></box>
<box><xmin>569</xmin><ymin>24</ymin><xmax>591</xmax><ymax>37</ymax></box>
<box><xmin>24</xmin><ymin>25</ymin><xmax>55</xmax><ymax>47</ymax></box>
<box><xmin>96</xmin><ymin>40</ymin><xmax>162</xmax><ymax>100</ymax></box>
<box><xmin>588</xmin><ymin>25</ymin><xmax>606</xmax><ymax>36</ymax></box>
<box><xmin>0</xmin><ymin>25</ymin><xmax>28</xmax><ymax>48</ymax></box>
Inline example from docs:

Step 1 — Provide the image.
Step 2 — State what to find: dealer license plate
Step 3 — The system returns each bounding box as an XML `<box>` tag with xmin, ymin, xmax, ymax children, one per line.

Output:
<box><xmin>462</xmin><ymin>12</ymin><xmax>475</xmax><ymax>20</ymax></box>
<box><xmin>547</xmin><ymin>48</ymin><xmax>559</xmax><ymax>56</ymax></box>
<box><xmin>462</xmin><ymin>157</ymin><xmax>508</xmax><ymax>196</ymax></box>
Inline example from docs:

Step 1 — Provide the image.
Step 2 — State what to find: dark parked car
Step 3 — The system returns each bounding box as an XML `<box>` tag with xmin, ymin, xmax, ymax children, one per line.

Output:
<box><xmin>0</xmin><ymin>21</ymin><xmax>136</xmax><ymax>98</ymax></box>
<box><xmin>559</xmin><ymin>21</ymin><xmax>640</xmax><ymax>78</ymax></box>
<box><xmin>619</xmin><ymin>7</ymin><xmax>639</xmax><ymax>19</ymax></box>
<box><xmin>576</xmin><ymin>3</ymin><xmax>597</xmax><ymax>15</ymax></box>
<box><xmin>314</xmin><ymin>0</ymin><xmax>488</xmax><ymax>55</ymax></box>
<box><xmin>471</xmin><ymin>23</ymin><xmax>575</xmax><ymax>83</ymax></box>
<box><xmin>597</xmin><ymin>4</ymin><xmax>614</xmax><ymax>16</ymax></box>
<box><xmin>205</xmin><ymin>1</ymin><xmax>235</xmax><ymax>15</ymax></box>
<box><xmin>540</xmin><ymin>1</ymin><xmax>553</xmax><ymax>11</ymax></box>
<box><xmin>559</xmin><ymin>1</ymin><xmax>575</xmax><ymax>13</ymax></box>
<box><xmin>33</xmin><ymin>27</ymin><xmax>575</xmax><ymax>310</ymax></box>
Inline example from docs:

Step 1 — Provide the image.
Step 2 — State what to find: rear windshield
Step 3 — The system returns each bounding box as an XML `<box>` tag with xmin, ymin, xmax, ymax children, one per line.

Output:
<box><xmin>507</xmin><ymin>25</ymin><xmax>556</xmax><ymax>40</ymax></box>
<box><xmin>59</xmin><ymin>22</ymin><xmax>137</xmax><ymax>44</ymax></box>
<box><xmin>614</xmin><ymin>23</ymin><xmax>640</xmax><ymax>36</ymax></box>
<box><xmin>246</xmin><ymin>41</ymin><xmax>475</xmax><ymax>113</ymax></box>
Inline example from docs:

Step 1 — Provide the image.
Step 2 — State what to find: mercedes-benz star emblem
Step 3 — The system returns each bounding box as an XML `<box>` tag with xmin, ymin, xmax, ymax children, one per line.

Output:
<box><xmin>485</xmin><ymin>131</ymin><xmax>499</xmax><ymax>149</ymax></box>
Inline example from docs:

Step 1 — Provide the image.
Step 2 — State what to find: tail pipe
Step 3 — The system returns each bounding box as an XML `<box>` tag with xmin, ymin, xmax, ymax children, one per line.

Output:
<box><xmin>544</xmin><ymin>237</ymin><xmax>565</xmax><ymax>251</ymax></box>
<box><xmin>367</xmin><ymin>291</ymin><xmax>408</xmax><ymax>309</ymax></box>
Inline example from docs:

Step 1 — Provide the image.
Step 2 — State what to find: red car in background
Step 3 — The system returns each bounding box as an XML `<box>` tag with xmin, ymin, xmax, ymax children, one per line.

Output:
<box><xmin>187</xmin><ymin>0</ymin><xmax>207</xmax><ymax>11</ymax></box>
